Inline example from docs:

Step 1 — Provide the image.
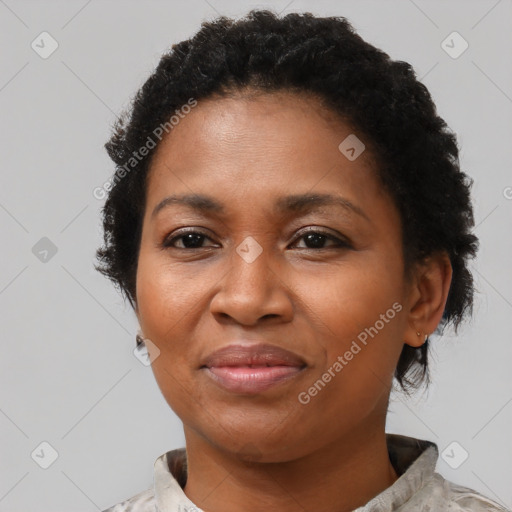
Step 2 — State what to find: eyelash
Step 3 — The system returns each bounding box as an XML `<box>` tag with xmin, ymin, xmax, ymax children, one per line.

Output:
<box><xmin>162</xmin><ymin>227</ymin><xmax>352</xmax><ymax>251</ymax></box>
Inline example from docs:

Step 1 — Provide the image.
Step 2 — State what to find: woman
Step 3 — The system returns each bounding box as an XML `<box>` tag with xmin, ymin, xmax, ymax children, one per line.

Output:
<box><xmin>97</xmin><ymin>9</ymin><xmax>508</xmax><ymax>512</ymax></box>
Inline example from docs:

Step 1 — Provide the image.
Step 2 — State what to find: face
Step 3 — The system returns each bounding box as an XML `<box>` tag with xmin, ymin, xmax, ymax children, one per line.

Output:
<box><xmin>135</xmin><ymin>90</ymin><xmax>416</xmax><ymax>462</ymax></box>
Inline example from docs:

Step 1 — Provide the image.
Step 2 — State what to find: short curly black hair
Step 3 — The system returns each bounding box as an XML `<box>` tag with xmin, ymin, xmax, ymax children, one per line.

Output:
<box><xmin>95</xmin><ymin>9</ymin><xmax>478</xmax><ymax>392</ymax></box>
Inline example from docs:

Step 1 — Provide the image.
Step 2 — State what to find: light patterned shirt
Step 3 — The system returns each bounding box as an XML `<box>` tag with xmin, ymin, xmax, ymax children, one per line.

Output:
<box><xmin>102</xmin><ymin>434</ymin><xmax>509</xmax><ymax>511</ymax></box>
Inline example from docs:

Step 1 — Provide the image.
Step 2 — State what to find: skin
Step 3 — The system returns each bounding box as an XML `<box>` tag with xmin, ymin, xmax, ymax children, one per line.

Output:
<box><xmin>134</xmin><ymin>90</ymin><xmax>452</xmax><ymax>512</ymax></box>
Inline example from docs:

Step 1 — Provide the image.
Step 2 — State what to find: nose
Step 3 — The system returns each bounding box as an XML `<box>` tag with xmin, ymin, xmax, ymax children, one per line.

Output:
<box><xmin>209</xmin><ymin>243</ymin><xmax>294</xmax><ymax>326</ymax></box>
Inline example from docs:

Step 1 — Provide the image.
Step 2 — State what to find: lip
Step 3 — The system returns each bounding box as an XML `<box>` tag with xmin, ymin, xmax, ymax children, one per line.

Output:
<box><xmin>201</xmin><ymin>343</ymin><xmax>307</xmax><ymax>394</ymax></box>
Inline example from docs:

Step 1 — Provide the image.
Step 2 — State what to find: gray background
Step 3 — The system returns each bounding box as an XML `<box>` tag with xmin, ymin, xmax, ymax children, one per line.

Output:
<box><xmin>1</xmin><ymin>0</ymin><xmax>511</xmax><ymax>510</ymax></box>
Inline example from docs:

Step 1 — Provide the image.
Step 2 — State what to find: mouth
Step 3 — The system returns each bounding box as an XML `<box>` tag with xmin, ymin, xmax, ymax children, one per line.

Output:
<box><xmin>200</xmin><ymin>343</ymin><xmax>307</xmax><ymax>394</ymax></box>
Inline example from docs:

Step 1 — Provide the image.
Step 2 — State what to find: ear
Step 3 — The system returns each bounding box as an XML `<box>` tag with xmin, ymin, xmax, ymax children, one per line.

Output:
<box><xmin>403</xmin><ymin>252</ymin><xmax>453</xmax><ymax>347</ymax></box>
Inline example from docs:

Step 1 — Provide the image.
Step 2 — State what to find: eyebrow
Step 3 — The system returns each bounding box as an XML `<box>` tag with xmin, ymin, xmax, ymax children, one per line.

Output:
<box><xmin>151</xmin><ymin>193</ymin><xmax>370</xmax><ymax>222</ymax></box>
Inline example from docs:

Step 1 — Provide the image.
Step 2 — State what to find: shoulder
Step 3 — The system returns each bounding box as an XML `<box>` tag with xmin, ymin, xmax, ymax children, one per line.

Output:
<box><xmin>102</xmin><ymin>487</ymin><xmax>157</xmax><ymax>512</ymax></box>
<box><xmin>403</xmin><ymin>472</ymin><xmax>510</xmax><ymax>511</ymax></box>
<box><xmin>442</xmin><ymin>476</ymin><xmax>510</xmax><ymax>512</ymax></box>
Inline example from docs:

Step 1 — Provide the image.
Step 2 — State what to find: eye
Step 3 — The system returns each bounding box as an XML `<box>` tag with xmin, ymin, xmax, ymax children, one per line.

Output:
<box><xmin>291</xmin><ymin>229</ymin><xmax>351</xmax><ymax>250</ymax></box>
<box><xmin>162</xmin><ymin>229</ymin><xmax>217</xmax><ymax>249</ymax></box>
<box><xmin>162</xmin><ymin>228</ymin><xmax>351</xmax><ymax>250</ymax></box>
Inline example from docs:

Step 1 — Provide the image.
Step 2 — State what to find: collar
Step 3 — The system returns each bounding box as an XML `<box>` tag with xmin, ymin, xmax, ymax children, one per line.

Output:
<box><xmin>153</xmin><ymin>434</ymin><xmax>438</xmax><ymax>512</ymax></box>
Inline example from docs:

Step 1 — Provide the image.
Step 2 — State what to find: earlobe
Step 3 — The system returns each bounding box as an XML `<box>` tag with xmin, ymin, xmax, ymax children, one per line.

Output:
<box><xmin>404</xmin><ymin>252</ymin><xmax>453</xmax><ymax>347</ymax></box>
<box><xmin>410</xmin><ymin>330</ymin><xmax>429</xmax><ymax>347</ymax></box>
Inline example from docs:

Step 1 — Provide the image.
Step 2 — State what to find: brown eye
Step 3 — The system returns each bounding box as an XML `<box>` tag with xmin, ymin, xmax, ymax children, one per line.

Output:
<box><xmin>291</xmin><ymin>229</ymin><xmax>352</xmax><ymax>250</ymax></box>
<box><xmin>163</xmin><ymin>229</ymin><xmax>217</xmax><ymax>249</ymax></box>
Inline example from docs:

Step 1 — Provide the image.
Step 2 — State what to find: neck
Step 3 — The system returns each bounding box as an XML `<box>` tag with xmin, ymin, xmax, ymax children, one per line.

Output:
<box><xmin>182</xmin><ymin>424</ymin><xmax>398</xmax><ymax>512</ymax></box>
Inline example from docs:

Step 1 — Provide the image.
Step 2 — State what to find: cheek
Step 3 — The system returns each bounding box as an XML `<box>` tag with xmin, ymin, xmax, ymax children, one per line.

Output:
<box><xmin>296</xmin><ymin>254</ymin><xmax>407</xmax><ymax>390</ymax></box>
<box><xmin>298</xmin><ymin>256</ymin><xmax>404</xmax><ymax>336</ymax></box>
<box><xmin>135</xmin><ymin>251</ymin><xmax>217</xmax><ymax>386</ymax></box>
<box><xmin>290</xmin><ymin>273</ymin><xmax>405</xmax><ymax>435</ymax></box>
<box><xmin>136</xmin><ymin>250</ymin><xmax>199</xmax><ymax>333</ymax></box>
<box><xmin>135</xmin><ymin>254</ymin><xmax>201</xmax><ymax>413</ymax></box>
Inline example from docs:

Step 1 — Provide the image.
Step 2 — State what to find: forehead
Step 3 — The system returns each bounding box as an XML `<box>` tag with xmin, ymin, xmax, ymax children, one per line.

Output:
<box><xmin>146</xmin><ymin>91</ymin><xmax>379</xmax><ymax>200</ymax></box>
<box><xmin>153</xmin><ymin>90</ymin><xmax>354</xmax><ymax>150</ymax></box>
